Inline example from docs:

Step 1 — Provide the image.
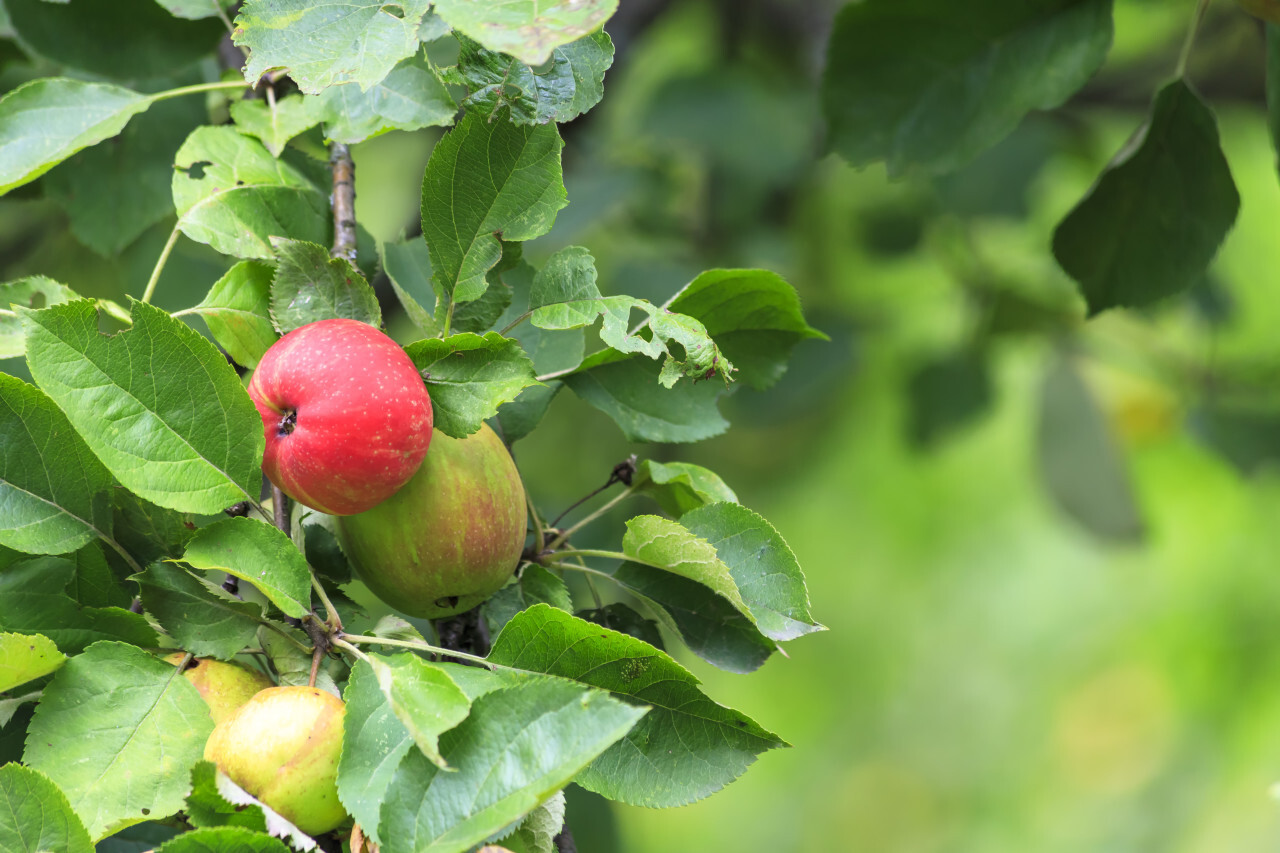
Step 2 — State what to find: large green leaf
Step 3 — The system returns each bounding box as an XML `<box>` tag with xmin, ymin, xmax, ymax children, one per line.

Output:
<box><xmin>0</xmin><ymin>764</ymin><xmax>94</xmax><ymax>853</ymax></box>
<box><xmin>0</xmin><ymin>631</ymin><xmax>66</xmax><ymax>691</ymax></box>
<box><xmin>172</xmin><ymin>126</ymin><xmax>330</xmax><ymax>260</ymax></box>
<box><xmin>821</xmin><ymin>0</ymin><xmax>1113</xmax><ymax>175</ymax></box>
<box><xmin>433</xmin><ymin>0</ymin><xmax>618</xmax><ymax>65</ymax></box>
<box><xmin>112</xmin><ymin>489</ymin><xmax>197</xmax><ymax>566</ymax></box>
<box><xmin>338</xmin><ymin>661</ymin><xmax>416</xmax><ymax>846</ymax></box>
<box><xmin>0</xmin><ymin>556</ymin><xmax>158</xmax><ymax>655</ymax></box>
<box><xmin>184</xmin><ymin>761</ymin><xmax>268</xmax><ymax>833</ymax></box>
<box><xmin>667</xmin><ymin>269</ymin><xmax>827</xmax><ymax>390</ymax></box>
<box><xmin>1037</xmin><ymin>357</ymin><xmax>1144</xmax><ymax>542</ymax></box>
<box><xmin>133</xmin><ymin>562</ymin><xmax>263</xmax><ymax>660</ymax></box>
<box><xmin>0</xmin><ymin>78</ymin><xmax>150</xmax><ymax>195</ymax></box>
<box><xmin>632</xmin><ymin>459</ymin><xmax>738</xmax><ymax>518</ymax></box>
<box><xmin>622</xmin><ymin>514</ymin><xmax>751</xmax><ymax>618</ymax></box>
<box><xmin>155</xmin><ymin>0</ymin><xmax>237</xmax><ymax>20</ymax></box>
<box><xmin>317</xmin><ymin>53</ymin><xmax>456</xmax><ymax>145</ymax></box>
<box><xmin>365</xmin><ymin>654</ymin><xmax>472</xmax><ymax>770</ymax></box>
<box><xmin>156</xmin><ymin>826</ymin><xmax>289</xmax><ymax>852</ymax></box>
<box><xmin>268</xmin><ymin>238</ymin><xmax>381</xmax><ymax>332</ymax></box>
<box><xmin>378</xmin><ymin>677</ymin><xmax>645</xmax><ymax>853</ymax></box>
<box><xmin>490</xmin><ymin>605</ymin><xmax>786</xmax><ymax>807</ymax></box>
<box><xmin>21</xmin><ymin>300</ymin><xmax>264</xmax><ymax>514</ymax></box>
<box><xmin>8</xmin><ymin>0</ymin><xmax>220</xmax><ymax>79</ymax></box>
<box><xmin>234</xmin><ymin>0</ymin><xmax>433</xmax><ymax>93</ymax></box>
<box><xmin>482</xmin><ymin>564</ymin><xmax>572</xmax><ymax>637</ymax></box>
<box><xmin>456</xmin><ymin>30</ymin><xmax>613</xmax><ymax>125</ymax></box>
<box><xmin>24</xmin><ymin>642</ymin><xmax>215</xmax><ymax>840</ymax></box>
<box><xmin>189</xmin><ymin>261</ymin><xmax>279</xmax><ymax>369</ymax></box>
<box><xmin>381</xmin><ymin>237</ymin><xmax>439</xmax><ymax>335</ymax></box>
<box><xmin>404</xmin><ymin>332</ymin><xmax>541</xmax><ymax>438</ymax></box>
<box><xmin>1052</xmin><ymin>80</ymin><xmax>1239</xmax><ymax>315</ymax></box>
<box><xmin>0</xmin><ymin>373</ymin><xmax>115</xmax><ymax>555</ymax></box>
<box><xmin>562</xmin><ymin>356</ymin><xmax>729</xmax><ymax>443</ymax></box>
<box><xmin>179</xmin><ymin>517</ymin><xmax>313</xmax><ymax>618</ymax></box>
<box><xmin>421</xmin><ymin>111</ymin><xmax>566</xmax><ymax>311</ymax></box>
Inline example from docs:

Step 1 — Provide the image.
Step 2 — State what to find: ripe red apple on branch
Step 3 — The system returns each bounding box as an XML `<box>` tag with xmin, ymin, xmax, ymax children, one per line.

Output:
<box><xmin>248</xmin><ymin>319</ymin><xmax>433</xmax><ymax>515</ymax></box>
<box><xmin>337</xmin><ymin>423</ymin><xmax>527</xmax><ymax>619</ymax></box>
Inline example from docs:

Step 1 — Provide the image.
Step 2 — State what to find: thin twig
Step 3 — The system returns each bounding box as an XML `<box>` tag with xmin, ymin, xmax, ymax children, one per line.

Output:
<box><xmin>148</xmin><ymin>79</ymin><xmax>253</xmax><ymax>104</ymax></box>
<box><xmin>544</xmin><ymin>486</ymin><xmax>635</xmax><ymax>552</ymax></box>
<box><xmin>339</xmin><ymin>633</ymin><xmax>514</xmax><ymax>671</ymax></box>
<box><xmin>0</xmin><ymin>307</ymin><xmax>15</xmax><ymax>318</ymax></box>
<box><xmin>271</xmin><ymin>484</ymin><xmax>289</xmax><ymax>533</ymax></box>
<box><xmin>330</xmin><ymin>143</ymin><xmax>358</xmax><ymax>262</ymax></box>
<box><xmin>1175</xmin><ymin>0</ymin><xmax>1213</xmax><ymax>78</ymax></box>
<box><xmin>141</xmin><ymin>224</ymin><xmax>182</xmax><ymax>304</ymax></box>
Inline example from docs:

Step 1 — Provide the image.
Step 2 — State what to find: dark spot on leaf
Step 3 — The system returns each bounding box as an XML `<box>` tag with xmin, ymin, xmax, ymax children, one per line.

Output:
<box><xmin>178</xmin><ymin>160</ymin><xmax>212</xmax><ymax>179</ymax></box>
<box><xmin>141</xmin><ymin>808</ymin><xmax>150</xmax><ymax>815</ymax></box>
<box><xmin>381</xmin><ymin>3</ymin><xmax>405</xmax><ymax>17</ymax></box>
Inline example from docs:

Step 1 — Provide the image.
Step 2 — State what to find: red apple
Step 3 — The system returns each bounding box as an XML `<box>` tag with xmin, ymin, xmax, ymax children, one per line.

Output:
<box><xmin>248</xmin><ymin>319</ymin><xmax>433</xmax><ymax>515</ymax></box>
<box><xmin>204</xmin><ymin>685</ymin><xmax>347</xmax><ymax>836</ymax></box>
<box><xmin>336</xmin><ymin>423</ymin><xmax>526</xmax><ymax>619</ymax></box>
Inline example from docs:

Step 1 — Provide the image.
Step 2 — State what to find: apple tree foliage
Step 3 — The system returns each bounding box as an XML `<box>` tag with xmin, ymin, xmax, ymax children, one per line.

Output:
<box><xmin>0</xmin><ymin>1</ymin><xmax>830</xmax><ymax>851</ymax></box>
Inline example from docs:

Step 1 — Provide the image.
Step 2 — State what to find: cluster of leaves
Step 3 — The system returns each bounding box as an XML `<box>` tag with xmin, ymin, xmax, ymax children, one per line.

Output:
<box><xmin>0</xmin><ymin>2</ymin><xmax>826</xmax><ymax>852</ymax></box>
<box><xmin>821</xmin><ymin>0</ymin><xmax>1253</xmax><ymax>543</ymax></box>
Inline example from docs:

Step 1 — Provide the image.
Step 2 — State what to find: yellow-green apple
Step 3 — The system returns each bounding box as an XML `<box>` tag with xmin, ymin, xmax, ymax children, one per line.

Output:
<box><xmin>336</xmin><ymin>423</ymin><xmax>526</xmax><ymax>619</ymax></box>
<box><xmin>165</xmin><ymin>654</ymin><xmax>273</xmax><ymax>724</ymax></box>
<box><xmin>248</xmin><ymin>319</ymin><xmax>433</xmax><ymax>515</ymax></box>
<box><xmin>204</xmin><ymin>685</ymin><xmax>347</xmax><ymax>836</ymax></box>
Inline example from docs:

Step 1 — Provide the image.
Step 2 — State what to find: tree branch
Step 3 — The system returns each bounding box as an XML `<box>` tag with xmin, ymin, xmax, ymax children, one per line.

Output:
<box><xmin>330</xmin><ymin>143</ymin><xmax>357</xmax><ymax>262</ymax></box>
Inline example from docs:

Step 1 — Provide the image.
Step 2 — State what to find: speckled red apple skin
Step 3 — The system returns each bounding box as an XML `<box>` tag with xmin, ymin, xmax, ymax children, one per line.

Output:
<box><xmin>248</xmin><ymin>319</ymin><xmax>433</xmax><ymax>516</ymax></box>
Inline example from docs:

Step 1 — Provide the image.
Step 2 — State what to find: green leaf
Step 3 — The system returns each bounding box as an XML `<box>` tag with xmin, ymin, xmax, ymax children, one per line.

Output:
<box><xmin>1037</xmin><ymin>357</ymin><xmax>1144</xmax><ymax>543</ymax></box>
<box><xmin>496</xmin><ymin>382</ymin><xmax>562</xmax><ymax>444</ymax></box>
<box><xmin>155</xmin><ymin>0</ymin><xmax>236</xmax><ymax>20</ymax></box>
<box><xmin>491</xmin><ymin>605</ymin><xmax>785</xmax><ymax>807</ymax></box>
<box><xmin>21</xmin><ymin>300</ymin><xmax>264</xmax><ymax>514</ymax></box>
<box><xmin>381</xmin><ymin>238</ymin><xmax>439</xmax><ymax>336</ymax></box>
<box><xmin>155</xmin><ymin>826</ymin><xmax>289</xmax><ymax>852</ymax></box>
<box><xmin>378</xmin><ymin>677</ymin><xmax>645</xmax><ymax>853</ymax></box>
<box><xmin>821</xmin><ymin>0</ymin><xmax>1113</xmax><ymax>176</ymax></box>
<box><xmin>667</xmin><ymin>268</ymin><xmax>827</xmax><ymax>390</ymax></box>
<box><xmin>179</xmin><ymin>517</ymin><xmax>313</xmax><ymax>618</ymax></box>
<box><xmin>0</xmin><ymin>277</ymin><xmax>78</xmax><ymax>359</ymax></box>
<box><xmin>1052</xmin><ymin>79</ymin><xmax>1240</xmax><ymax>315</ymax></box>
<box><xmin>0</xmin><ymin>373</ymin><xmax>114</xmax><ymax>555</ymax></box>
<box><xmin>184</xmin><ymin>761</ymin><xmax>268</xmax><ymax>833</ymax></box>
<box><xmin>503</xmin><ymin>789</ymin><xmax>564</xmax><ymax>853</ymax></box>
<box><xmin>317</xmin><ymin>53</ymin><xmax>456</xmax><ymax>145</ymax></box>
<box><xmin>24</xmin><ymin>641</ymin><xmax>215</xmax><ymax>840</ymax></box>
<box><xmin>65</xmin><ymin>543</ymin><xmax>131</xmax><ymax>610</ymax></box>
<box><xmin>421</xmin><ymin>111</ymin><xmax>566</xmax><ymax>309</ymax></box>
<box><xmin>0</xmin><ymin>557</ymin><xmax>158</xmax><ymax>655</ymax></box>
<box><xmin>1268</xmin><ymin>24</ymin><xmax>1280</xmax><ymax>176</ymax></box>
<box><xmin>233</xmin><ymin>0</ymin><xmax>433</xmax><ymax>94</ymax></box>
<box><xmin>482</xmin><ymin>564</ymin><xmax>573</xmax><ymax>637</ymax></box>
<box><xmin>562</xmin><ymin>356</ymin><xmax>729</xmax><ymax>443</ymax></box>
<box><xmin>259</xmin><ymin>627</ymin><xmax>346</xmax><ymax>695</ymax></box>
<box><xmin>189</xmin><ymin>261</ymin><xmax>279</xmax><ymax>369</ymax></box>
<box><xmin>0</xmin><ymin>631</ymin><xmax>65</xmax><ymax>691</ymax></box>
<box><xmin>680</xmin><ymin>502</ymin><xmax>824</xmax><ymax>642</ymax></box>
<box><xmin>303</xmin><ymin>520</ymin><xmax>351</xmax><ymax>584</ymax></box>
<box><xmin>457</xmin><ymin>30</ymin><xmax>613</xmax><ymax>125</ymax></box>
<box><xmin>133</xmin><ymin>562</ymin><xmax>263</xmax><ymax>660</ymax></box>
<box><xmin>633</xmin><ymin>459</ymin><xmax>737</xmax><ymax>518</ymax></box>
<box><xmin>338</xmin><ymin>661</ymin><xmax>416</xmax><ymax>846</ymax></box>
<box><xmin>906</xmin><ymin>349</ymin><xmax>994</xmax><ymax>448</ymax></box>
<box><xmin>404</xmin><ymin>332</ymin><xmax>541</xmax><ymax>438</ymax></box>
<box><xmin>603</xmin><ymin>561</ymin><xmax>775</xmax><ymax>673</ymax></box>
<box><xmin>268</xmin><ymin>238</ymin><xmax>382</xmax><ymax>333</ymax></box>
<box><xmin>622</xmin><ymin>514</ymin><xmax>752</xmax><ymax>619</ymax></box>
<box><xmin>365</xmin><ymin>653</ymin><xmax>472</xmax><ymax>770</ymax></box>
<box><xmin>0</xmin><ymin>764</ymin><xmax>94</xmax><ymax>853</ymax></box>
<box><xmin>229</xmin><ymin>95</ymin><xmax>324</xmax><ymax>158</ymax></box>
<box><xmin>173</xmin><ymin>126</ymin><xmax>330</xmax><ymax>260</ymax></box>
<box><xmin>45</xmin><ymin>93</ymin><xmax>206</xmax><ymax>256</ymax></box>
<box><xmin>6</xmin><ymin>0</ymin><xmax>223</xmax><ymax>81</ymax></box>
<box><xmin>433</xmin><ymin>0</ymin><xmax>617</xmax><ymax>66</ymax></box>
<box><xmin>577</xmin><ymin>603</ymin><xmax>664</xmax><ymax>650</ymax></box>
<box><xmin>95</xmin><ymin>822</ymin><xmax>181</xmax><ymax>852</ymax></box>
<box><xmin>0</xmin><ymin>78</ymin><xmax>150</xmax><ymax>196</ymax></box>
<box><xmin>112</xmin><ymin>489</ymin><xmax>197</xmax><ymax>566</ymax></box>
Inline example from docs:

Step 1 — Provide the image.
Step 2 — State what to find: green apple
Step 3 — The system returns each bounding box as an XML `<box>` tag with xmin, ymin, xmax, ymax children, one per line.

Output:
<box><xmin>1238</xmin><ymin>0</ymin><xmax>1280</xmax><ymax>22</ymax></box>
<box><xmin>203</xmin><ymin>685</ymin><xmax>347</xmax><ymax>836</ymax></box>
<box><xmin>336</xmin><ymin>423</ymin><xmax>527</xmax><ymax>619</ymax></box>
<box><xmin>166</xmin><ymin>654</ymin><xmax>273</xmax><ymax>724</ymax></box>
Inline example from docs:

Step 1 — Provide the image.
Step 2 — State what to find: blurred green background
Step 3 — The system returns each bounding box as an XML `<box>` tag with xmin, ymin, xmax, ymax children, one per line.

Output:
<box><xmin>8</xmin><ymin>0</ymin><xmax>1280</xmax><ymax>850</ymax></box>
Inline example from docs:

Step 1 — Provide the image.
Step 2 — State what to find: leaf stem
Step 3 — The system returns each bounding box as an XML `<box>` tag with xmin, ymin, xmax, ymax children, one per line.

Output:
<box><xmin>535</xmin><ymin>365</ymin><xmax>577</xmax><ymax>383</ymax></box>
<box><xmin>256</xmin><ymin>615</ymin><xmax>310</xmax><ymax>652</ymax></box>
<box><xmin>526</xmin><ymin>482</ymin><xmax>547</xmax><ymax>559</ymax></box>
<box><xmin>1175</xmin><ymin>0</ymin><xmax>1212</xmax><ymax>78</ymax></box>
<box><xmin>168</xmin><ymin>307</ymin><xmax>200</xmax><ymax>319</ymax></box>
<box><xmin>498</xmin><ymin>310</ymin><xmax>532</xmax><ymax>336</ymax></box>
<box><xmin>331</xmin><ymin>636</ymin><xmax>370</xmax><ymax>663</ymax></box>
<box><xmin>0</xmin><ymin>307</ymin><xmax>15</xmax><ymax>319</ymax></box>
<box><xmin>548</xmin><ymin>548</ymin><xmax>629</xmax><ymax>564</ymax></box>
<box><xmin>141</xmin><ymin>223</ymin><xmax>182</xmax><ymax>304</ymax></box>
<box><xmin>547</xmin><ymin>560</ymin><xmax>617</xmax><ymax>582</ymax></box>
<box><xmin>339</xmin><ymin>632</ymin><xmax>509</xmax><ymax>670</ymax></box>
<box><xmin>544</xmin><ymin>486</ymin><xmax>635</xmax><ymax>552</ymax></box>
<box><xmin>148</xmin><ymin>79</ymin><xmax>253</xmax><ymax>105</ymax></box>
<box><xmin>100</xmin><ymin>535</ymin><xmax>145</xmax><ymax>576</ymax></box>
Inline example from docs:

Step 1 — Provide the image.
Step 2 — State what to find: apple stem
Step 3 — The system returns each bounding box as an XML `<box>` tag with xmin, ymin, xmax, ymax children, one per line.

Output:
<box><xmin>141</xmin><ymin>223</ymin><xmax>182</xmax><ymax>304</ymax></box>
<box><xmin>1175</xmin><ymin>0</ymin><xmax>1211</xmax><ymax>79</ymax></box>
